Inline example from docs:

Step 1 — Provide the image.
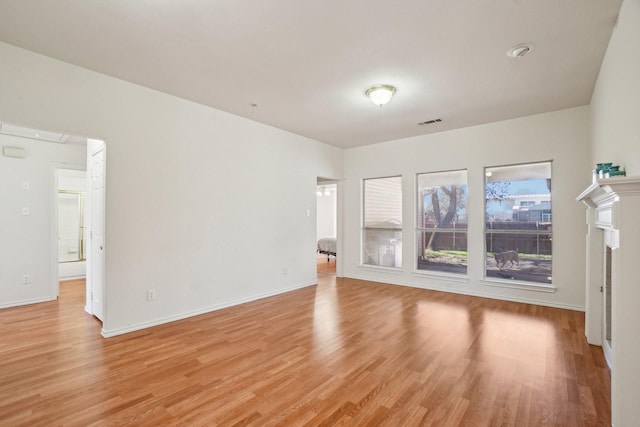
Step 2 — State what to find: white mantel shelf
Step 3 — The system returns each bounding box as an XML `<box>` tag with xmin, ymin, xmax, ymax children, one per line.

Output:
<box><xmin>576</xmin><ymin>175</ymin><xmax>640</xmax><ymax>427</ymax></box>
<box><xmin>577</xmin><ymin>175</ymin><xmax>640</xmax><ymax>207</ymax></box>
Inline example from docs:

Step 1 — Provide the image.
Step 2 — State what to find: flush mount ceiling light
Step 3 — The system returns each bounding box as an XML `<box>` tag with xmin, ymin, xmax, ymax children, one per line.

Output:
<box><xmin>316</xmin><ymin>186</ymin><xmax>331</xmax><ymax>196</ymax></box>
<box><xmin>507</xmin><ymin>44</ymin><xmax>533</xmax><ymax>58</ymax></box>
<box><xmin>366</xmin><ymin>85</ymin><xmax>396</xmax><ymax>106</ymax></box>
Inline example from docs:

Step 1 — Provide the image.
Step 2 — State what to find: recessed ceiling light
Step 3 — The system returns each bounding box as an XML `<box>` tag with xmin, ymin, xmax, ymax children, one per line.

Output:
<box><xmin>507</xmin><ymin>44</ymin><xmax>533</xmax><ymax>58</ymax></box>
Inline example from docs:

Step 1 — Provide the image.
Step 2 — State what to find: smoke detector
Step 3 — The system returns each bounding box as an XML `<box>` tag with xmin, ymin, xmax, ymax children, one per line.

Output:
<box><xmin>507</xmin><ymin>44</ymin><xmax>533</xmax><ymax>58</ymax></box>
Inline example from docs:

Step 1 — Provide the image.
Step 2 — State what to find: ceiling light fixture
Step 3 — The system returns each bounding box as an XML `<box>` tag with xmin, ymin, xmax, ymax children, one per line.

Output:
<box><xmin>366</xmin><ymin>85</ymin><xmax>396</xmax><ymax>106</ymax></box>
<box><xmin>317</xmin><ymin>186</ymin><xmax>332</xmax><ymax>197</ymax></box>
<box><xmin>507</xmin><ymin>44</ymin><xmax>533</xmax><ymax>58</ymax></box>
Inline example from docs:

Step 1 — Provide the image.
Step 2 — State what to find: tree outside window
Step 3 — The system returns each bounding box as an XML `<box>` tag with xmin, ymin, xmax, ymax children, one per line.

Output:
<box><xmin>417</xmin><ymin>170</ymin><xmax>468</xmax><ymax>274</ymax></box>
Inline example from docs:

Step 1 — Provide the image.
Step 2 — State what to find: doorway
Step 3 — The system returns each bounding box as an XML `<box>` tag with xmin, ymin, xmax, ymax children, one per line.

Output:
<box><xmin>57</xmin><ymin>168</ymin><xmax>87</xmax><ymax>281</ymax></box>
<box><xmin>316</xmin><ymin>179</ymin><xmax>338</xmax><ymax>277</ymax></box>
<box><xmin>52</xmin><ymin>138</ymin><xmax>106</xmax><ymax>324</ymax></box>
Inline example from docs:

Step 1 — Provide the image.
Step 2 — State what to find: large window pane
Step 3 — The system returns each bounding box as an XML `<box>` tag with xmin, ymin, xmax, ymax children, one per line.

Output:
<box><xmin>417</xmin><ymin>170</ymin><xmax>467</xmax><ymax>274</ymax></box>
<box><xmin>363</xmin><ymin>176</ymin><xmax>402</xmax><ymax>267</ymax></box>
<box><xmin>485</xmin><ymin>162</ymin><xmax>552</xmax><ymax>284</ymax></box>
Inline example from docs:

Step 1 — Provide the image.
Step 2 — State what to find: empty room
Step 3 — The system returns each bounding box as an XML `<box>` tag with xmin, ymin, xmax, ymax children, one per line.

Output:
<box><xmin>1</xmin><ymin>0</ymin><xmax>639</xmax><ymax>425</ymax></box>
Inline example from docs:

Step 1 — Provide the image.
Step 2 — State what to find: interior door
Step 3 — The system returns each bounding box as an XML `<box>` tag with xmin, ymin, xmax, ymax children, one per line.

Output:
<box><xmin>90</xmin><ymin>144</ymin><xmax>105</xmax><ymax>321</ymax></box>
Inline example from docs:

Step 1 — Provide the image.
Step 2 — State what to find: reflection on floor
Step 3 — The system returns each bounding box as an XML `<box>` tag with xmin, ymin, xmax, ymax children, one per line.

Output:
<box><xmin>0</xmin><ymin>270</ymin><xmax>609</xmax><ymax>424</ymax></box>
<box><xmin>317</xmin><ymin>253</ymin><xmax>336</xmax><ymax>276</ymax></box>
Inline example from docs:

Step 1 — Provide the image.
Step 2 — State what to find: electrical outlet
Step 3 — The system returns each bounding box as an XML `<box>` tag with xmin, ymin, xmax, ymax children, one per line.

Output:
<box><xmin>283</xmin><ymin>267</ymin><xmax>289</xmax><ymax>275</ymax></box>
<box><xmin>22</xmin><ymin>274</ymin><xmax>31</xmax><ymax>284</ymax></box>
<box><xmin>147</xmin><ymin>289</ymin><xmax>156</xmax><ymax>301</ymax></box>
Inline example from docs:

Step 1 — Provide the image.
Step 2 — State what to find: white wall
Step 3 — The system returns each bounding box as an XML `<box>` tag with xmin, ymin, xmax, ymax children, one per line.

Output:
<box><xmin>59</xmin><ymin>169</ymin><xmax>87</xmax><ymax>192</ymax></box>
<box><xmin>0</xmin><ymin>42</ymin><xmax>343</xmax><ymax>335</ymax></box>
<box><xmin>589</xmin><ymin>1</ymin><xmax>640</xmax><ymax>425</ymax></box>
<box><xmin>316</xmin><ymin>184</ymin><xmax>337</xmax><ymax>239</ymax></box>
<box><xmin>343</xmin><ymin>106</ymin><xmax>591</xmax><ymax>310</ymax></box>
<box><xmin>590</xmin><ymin>0</ymin><xmax>640</xmax><ymax>176</ymax></box>
<box><xmin>0</xmin><ymin>134</ymin><xmax>86</xmax><ymax>308</ymax></box>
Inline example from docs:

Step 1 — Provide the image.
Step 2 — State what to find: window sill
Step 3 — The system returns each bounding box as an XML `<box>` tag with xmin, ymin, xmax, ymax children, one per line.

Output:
<box><xmin>411</xmin><ymin>270</ymin><xmax>469</xmax><ymax>283</ymax></box>
<box><xmin>480</xmin><ymin>278</ymin><xmax>557</xmax><ymax>293</ymax></box>
<box><xmin>358</xmin><ymin>264</ymin><xmax>404</xmax><ymax>274</ymax></box>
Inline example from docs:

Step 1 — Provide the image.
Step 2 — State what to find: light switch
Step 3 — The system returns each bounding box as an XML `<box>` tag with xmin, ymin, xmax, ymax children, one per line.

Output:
<box><xmin>306</xmin><ymin>209</ymin><xmax>310</xmax><ymax>217</ymax></box>
<box><xmin>22</xmin><ymin>207</ymin><xmax>30</xmax><ymax>216</ymax></box>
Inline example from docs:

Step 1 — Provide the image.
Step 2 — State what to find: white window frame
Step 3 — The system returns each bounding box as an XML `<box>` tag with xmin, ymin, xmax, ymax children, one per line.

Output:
<box><xmin>361</xmin><ymin>176</ymin><xmax>403</xmax><ymax>269</ymax></box>
<box><xmin>415</xmin><ymin>169</ymin><xmax>468</xmax><ymax>277</ymax></box>
<box><xmin>483</xmin><ymin>161</ymin><xmax>555</xmax><ymax>291</ymax></box>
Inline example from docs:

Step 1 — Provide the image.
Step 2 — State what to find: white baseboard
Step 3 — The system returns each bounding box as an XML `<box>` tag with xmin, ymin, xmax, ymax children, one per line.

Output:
<box><xmin>101</xmin><ymin>281</ymin><xmax>317</xmax><ymax>338</ymax></box>
<box><xmin>59</xmin><ymin>275</ymin><xmax>86</xmax><ymax>281</ymax></box>
<box><xmin>0</xmin><ymin>295</ymin><xmax>56</xmax><ymax>309</ymax></box>
<box><xmin>344</xmin><ymin>273</ymin><xmax>585</xmax><ymax>312</ymax></box>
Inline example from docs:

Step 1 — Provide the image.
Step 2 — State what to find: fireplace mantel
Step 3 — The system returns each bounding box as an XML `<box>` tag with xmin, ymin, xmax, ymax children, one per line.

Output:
<box><xmin>578</xmin><ymin>175</ymin><xmax>640</xmax><ymax>211</ymax></box>
<box><xmin>577</xmin><ymin>175</ymin><xmax>640</xmax><ymax>427</ymax></box>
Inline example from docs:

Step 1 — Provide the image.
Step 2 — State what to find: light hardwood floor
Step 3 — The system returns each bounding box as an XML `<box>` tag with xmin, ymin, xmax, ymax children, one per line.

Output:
<box><xmin>0</xmin><ymin>273</ymin><xmax>610</xmax><ymax>426</ymax></box>
<box><xmin>316</xmin><ymin>253</ymin><xmax>336</xmax><ymax>276</ymax></box>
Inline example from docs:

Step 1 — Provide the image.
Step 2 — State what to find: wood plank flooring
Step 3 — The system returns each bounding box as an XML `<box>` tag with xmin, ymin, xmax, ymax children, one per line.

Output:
<box><xmin>0</xmin><ymin>275</ymin><xmax>610</xmax><ymax>426</ymax></box>
<box><xmin>316</xmin><ymin>253</ymin><xmax>336</xmax><ymax>276</ymax></box>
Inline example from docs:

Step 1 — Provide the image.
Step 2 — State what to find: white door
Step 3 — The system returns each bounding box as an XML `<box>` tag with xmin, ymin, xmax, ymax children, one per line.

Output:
<box><xmin>89</xmin><ymin>143</ymin><xmax>105</xmax><ymax>321</ymax></box>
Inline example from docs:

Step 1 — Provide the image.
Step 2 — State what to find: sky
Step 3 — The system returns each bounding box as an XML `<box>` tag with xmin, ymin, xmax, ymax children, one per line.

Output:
<box><xmin>508</xmin><ymin>179</ymin><xmax>551</xmax><ymax>195</ymax></box>
<box><xmin>421</xmin><ymin>179</ymin><xmax>551</xmax><ymax>223</ymax></box>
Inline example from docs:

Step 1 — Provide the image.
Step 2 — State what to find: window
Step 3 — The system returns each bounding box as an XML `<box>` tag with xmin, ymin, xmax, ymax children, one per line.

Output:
<box><xmin>362</xmin><ymin>176</ymin><xmax>402</xmax><ymax>268</ymax></box>
<box><xmin>485</xmin><ymin>162</ymin><xmax>552</xmax><ymax>284</ymax></box>
<box><xmin>417</xmin><ymin>170</ymin><xmax>468</xmax><ymax>274</ymax></box>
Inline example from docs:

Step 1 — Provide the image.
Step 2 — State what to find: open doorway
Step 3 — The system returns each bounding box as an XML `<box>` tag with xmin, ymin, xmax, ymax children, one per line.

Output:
<box><xmin>50</xmin><ymin>136</ymin><xmax>106</xmax><ymax>324</ymax></box>
<box><xmin>0</xmin><ymin>121</ymin><xmax>104</xmax><ymax>329</ymax></box>
<box><xmin>56</xmin><ymin>166</ymin><xmax>93</xmax><ymax>323</ymax></box>
<box><xmin>57</xmin><ymin>168</ymin><xmax>87</xmax><ymax>281</ymax></box>
<box><xmin>316</xmin><ymin>179</ymin><xmax>337</xmax><ymax>277</ymax></box>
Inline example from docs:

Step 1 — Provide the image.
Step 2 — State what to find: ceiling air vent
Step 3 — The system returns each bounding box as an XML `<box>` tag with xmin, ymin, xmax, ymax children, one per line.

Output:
<box><xmin>418</xmin><ymin>118</ymin><xmax>442</xmax><ymax>126</ymax></box>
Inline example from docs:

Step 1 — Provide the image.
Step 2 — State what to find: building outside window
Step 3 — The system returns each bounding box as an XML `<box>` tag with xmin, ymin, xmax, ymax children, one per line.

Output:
<box><xmin>417</xmin><ymin>170</ymin><xmax>468</xmax><ymax>274</ymax></box>
<box><xmin>485</xmin><ymin>161</ymin><xmax>552</xmax><ymax>284</ymax></box>
<box><xmin>362</xmin><ymin>176</ymin><xmax>402</xmax><ymax>268</ymax></box>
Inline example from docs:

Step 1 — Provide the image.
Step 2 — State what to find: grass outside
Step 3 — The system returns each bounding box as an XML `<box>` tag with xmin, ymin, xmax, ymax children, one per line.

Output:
<box><xmin>421</xmin><ymin>249</ymin><xmax>552</xmax><ymax>284</ymax></box>
<box><xmin>423</xmin><ymin>250</ymin><xmax>552</xmax><ymax>265</ymax></box>
<box><xmin>423</xmin><ymin>250</ymin><xmax>467</xmax><ymax>266</ymax></box>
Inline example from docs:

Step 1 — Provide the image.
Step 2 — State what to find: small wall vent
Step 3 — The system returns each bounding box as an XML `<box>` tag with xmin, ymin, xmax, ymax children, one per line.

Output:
<box><xmin>418</xmin><ymin>118</ymin><xmax>442</xmax><ymax>126</ymax></box>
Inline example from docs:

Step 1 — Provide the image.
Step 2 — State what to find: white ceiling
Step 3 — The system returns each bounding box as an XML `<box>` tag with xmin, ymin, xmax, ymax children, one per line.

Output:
<box><xmin>0</xmin><ymin>0</ymin><xmax>622</xmax><ymax>149</ymax></box>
